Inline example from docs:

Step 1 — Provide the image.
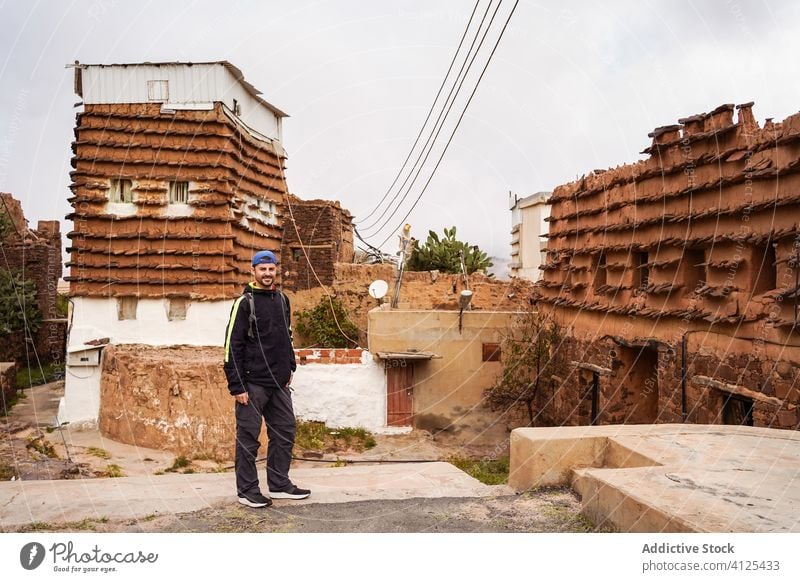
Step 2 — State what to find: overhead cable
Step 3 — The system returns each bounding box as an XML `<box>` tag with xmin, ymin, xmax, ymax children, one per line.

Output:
<box><xmin>356</xmin><ymin>0</ymin><xmax>481</xmax><ymax>225</ymax></box>
<box><xmin>358</xmin><ymin>0</ymin><xmax>498</xmax><ymax>235</ymax></box>
<box><xmin>373</xmin><ymin>0</ymin><xmax>520</xmax><ymax>248</ymax></box>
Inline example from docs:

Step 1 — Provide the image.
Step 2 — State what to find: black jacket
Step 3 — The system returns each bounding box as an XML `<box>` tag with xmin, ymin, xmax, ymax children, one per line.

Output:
<box><xmin>223</xmin><ymin>283</ymin><xmax>296</xmax><ymax>395</ymax></box>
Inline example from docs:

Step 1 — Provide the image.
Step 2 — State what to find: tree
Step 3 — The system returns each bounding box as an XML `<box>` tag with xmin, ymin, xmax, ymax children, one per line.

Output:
<box><xmin>406</xmin><ymin>226</ymin><xmax>493</xmax><ymax>275</ymax></box>
<box><xmin>294</xmin><ymin>297</ymin><xmax>359</xmax><ymax>348</ymax></box>
<box><xmin>0</xmin><ymin>269</ymin><xmax>41</xmax><ymax>336</ymax></box>
<box><xmin>0</xmin><ymin>207</ymin><xmax>13</xmax><ymax>241</ymax></box>
<box><xmin>483</xmin><ymin>309</ymin><xmax>567</xmax><ymax>426</ymax></box>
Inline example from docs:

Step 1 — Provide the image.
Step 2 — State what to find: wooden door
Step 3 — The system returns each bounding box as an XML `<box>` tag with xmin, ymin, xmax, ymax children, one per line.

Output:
<box><xmin>387</xmin><ymin>362</ymin><xmax>413</xmax><ymax>426</ymax></box>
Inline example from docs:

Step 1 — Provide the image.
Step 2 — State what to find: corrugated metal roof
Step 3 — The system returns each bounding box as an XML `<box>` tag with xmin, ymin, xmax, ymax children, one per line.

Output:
<box><xmin>72</xmin><ymin>61</ymin><xmax>288</xmax><ymax>118</ymax></box>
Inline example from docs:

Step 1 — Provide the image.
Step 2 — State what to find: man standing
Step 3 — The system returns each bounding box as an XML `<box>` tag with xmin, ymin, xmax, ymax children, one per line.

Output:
<box><xmin>223</xmin><ymin>250</ymin><xmax>311</xmax><ymax>507</ymax></box>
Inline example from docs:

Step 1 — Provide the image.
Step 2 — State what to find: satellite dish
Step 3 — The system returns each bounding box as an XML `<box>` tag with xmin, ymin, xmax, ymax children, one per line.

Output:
<box><xmin>369</xmin><ymin>279</ymin><xmax>389</xmax><ymax>300</ymax></box>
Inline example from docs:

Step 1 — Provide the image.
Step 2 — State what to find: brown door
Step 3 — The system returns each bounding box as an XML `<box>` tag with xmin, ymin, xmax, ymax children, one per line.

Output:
<box><xmin>387</xmin><ymin>362</ymin><xmax>413</xmax><ymax>426</ymax></box>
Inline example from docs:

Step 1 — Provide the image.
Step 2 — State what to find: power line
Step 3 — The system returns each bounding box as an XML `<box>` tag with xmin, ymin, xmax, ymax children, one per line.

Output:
<box><xmin>358</xmin><ymin>0</ymin><xmax>497</xmax><ymax>235</ymax></box>
<box><xmin>356</xmin><ymin>0</ymin><xmax>480</xmax><ymax>225</ymax></box>
<box><xmin>374</xmin><ymin>0</ymin><xmax>520</xmax><ymax>249</ymax></box>
<box><xmin>360</xmin><ymin>2</ymin><xmax>502</xmax><ymax>244</ymax></box>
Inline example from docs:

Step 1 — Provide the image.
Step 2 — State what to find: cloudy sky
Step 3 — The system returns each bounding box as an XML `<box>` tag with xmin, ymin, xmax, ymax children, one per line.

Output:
<box><xmin>1</xmin><ymin>0</ymin><xmax>798</xmax><ymax>262</ymax></box>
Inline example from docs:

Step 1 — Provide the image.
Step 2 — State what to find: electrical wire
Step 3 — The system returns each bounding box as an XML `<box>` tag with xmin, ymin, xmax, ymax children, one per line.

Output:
<box><xmin>356</xmin><ymin>0</ymin><xmax>481</xmax><ymax>225</ymax></box>
<box><xmin>358</xmin><ymin>0</ymin><xmax>498</xmax><ymax>235</ymax></box>
<box><xmin>373</xmin><ymin>0</ymin><xmax>520</xmax><ymax>248</ymax></box>
<box><xmin>276</xmin><ymin>171</ymin><xmax>362</xmax><ymax>347</ymax></box>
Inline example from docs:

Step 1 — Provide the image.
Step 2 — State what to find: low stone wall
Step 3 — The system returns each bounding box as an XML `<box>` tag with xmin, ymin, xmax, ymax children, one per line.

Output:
<box><xmin>99</xmin><ymin>345</ymin><xmax>387</xmax><ymax>457</ymax></box>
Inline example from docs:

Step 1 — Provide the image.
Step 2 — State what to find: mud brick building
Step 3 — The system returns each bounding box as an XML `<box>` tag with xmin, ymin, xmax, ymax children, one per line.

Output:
<box><xmin>280</xmin><ymin>195</ymin><xmax>354</xmax><ymax>291</ymax></box>
<box><xmin>0</xmin><ymin>193</ymin><xmax>66</xmax><ymax>364</ymax></box>
<box><xmin>536</xmin><ymin>103</ymin><xmax>800</xmax><ymax>430</ymax></box>
<box><xmin>61</xmin><ymin>61</ymin><xmax>290</xmax><ymax>427</ymax></box>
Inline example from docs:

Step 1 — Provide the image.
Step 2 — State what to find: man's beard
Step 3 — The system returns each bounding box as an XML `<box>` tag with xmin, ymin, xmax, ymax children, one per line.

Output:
<box><xmin>259</xmin><ymin>275</ymin><xmax>274</xmax><ymax>287</ymax></box>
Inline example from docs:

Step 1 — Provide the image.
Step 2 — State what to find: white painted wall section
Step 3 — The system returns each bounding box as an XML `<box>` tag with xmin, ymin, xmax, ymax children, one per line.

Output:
<box><xmin>80</xmin><ymin>63</ymin><xmax>282</xmax><ymax>141</ymax></box>
<box><xmin>68</xmin><ymin>297</ymin><xmax>233</xmax><ymax>347</ymax></box>
<box><xmin>292</xmin><ymin>352</ymin><xmax>389</xmax><ymax>433</ymax></box>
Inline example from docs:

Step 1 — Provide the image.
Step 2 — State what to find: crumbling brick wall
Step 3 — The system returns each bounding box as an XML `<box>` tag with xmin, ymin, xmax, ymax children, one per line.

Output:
<box><xmin>536</xmin><ymin>103</ymin><xmax>800</xmax><ymax>430</ymax></box>
<box><xmin>281</xmin><ymin>196</ymin><xmax>355</xmax><ymax>291</ymax></box>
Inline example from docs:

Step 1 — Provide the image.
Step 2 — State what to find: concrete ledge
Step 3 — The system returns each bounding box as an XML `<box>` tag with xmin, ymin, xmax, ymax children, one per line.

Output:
<box><xmin>509</xmin><ymin>424</ymin><xmax>800</xmax><ymax>532</ymax></box>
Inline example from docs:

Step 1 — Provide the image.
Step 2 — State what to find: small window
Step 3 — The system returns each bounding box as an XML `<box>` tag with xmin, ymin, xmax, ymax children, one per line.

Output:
<box><xmin>169</xmin><ymin>181</ymin><xmax>189</xmax><ymax>204</ymax></box>
<box><xmin>147</xmin><ymin>80</ymin><xmax>169</xmax><ymax>102</ymax></box>
<box><xmin>593</xmin><ymin>253</ymin><xmax>607</xmax><ymax>289</ymax></box>
<box><xmin>109</xmin><ymin>179</ymin><xmax>133</xmax><ymax>203</ymax></box>
<box><xmin>636</xmin><ymin>252</ymin><xmax>649</xmax><ymax>289</ymax></box>
<box><xmin>117</xmin><ymin>297</ymin><xmax>138</xmax><ymax>320</ymax></box>
<box><xmin>168</xmin><ymin>298</ymin><xmax>188</xmax><ymax>321</ymax></box>
<box><xmin>684</xmin><ymin>248</ymin><xmax>706</xmax><ymax>293</ymax></box>
<box><xmin>292</xmin><ymin>248</ymin><xmax>302</xmax><ymax>261</ymax></box>
<box><xmin>752</xmin><ymin>242</ymin><xmax>777</xmax><ymax>295</ymax></box>
<box><xmin>482</xmin><ymin>343</ymin><xmax>501</xmax><ymax>362</ymax></box>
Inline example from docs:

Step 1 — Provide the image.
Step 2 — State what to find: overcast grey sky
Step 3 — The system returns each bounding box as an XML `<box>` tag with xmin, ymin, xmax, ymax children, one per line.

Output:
<box><xmin>1</xmin><ymin>0</ymin><xmax>798</xmax><ymax>261</ymax></box>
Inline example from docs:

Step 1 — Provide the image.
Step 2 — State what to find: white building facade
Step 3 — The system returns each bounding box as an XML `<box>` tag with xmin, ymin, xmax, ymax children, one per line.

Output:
<box><xmin>509</xmin><ymin>191</ymin><xmax>551</xmax><ymax>280</ymax></box>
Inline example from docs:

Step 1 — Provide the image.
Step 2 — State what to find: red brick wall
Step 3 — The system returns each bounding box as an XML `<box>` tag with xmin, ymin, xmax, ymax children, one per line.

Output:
<box><xmin>295</xmin><ymin>348</ymin><xmax>364</xmax><ymax>365</ymax></box>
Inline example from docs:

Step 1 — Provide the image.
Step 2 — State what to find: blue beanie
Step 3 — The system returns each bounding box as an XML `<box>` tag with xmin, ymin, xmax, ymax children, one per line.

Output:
<box><xmin>252</xmin><ymin>250</ymin><xmax>277</xmax><ymax>266</ymax></box>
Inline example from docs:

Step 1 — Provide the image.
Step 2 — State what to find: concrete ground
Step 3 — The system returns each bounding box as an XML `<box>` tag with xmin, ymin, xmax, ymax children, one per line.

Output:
<box><xmin>1</xmin><ymin>382</ymin><xmax>598</xmax><ymax>533</ymax></box>
<box><xmin>510</xmin><ymin>424</ymin><xmax>800</xmax><ymax>533</ymax></box>
<box><xmin>0</xmin><ymin>462</ymin><xmax>514</xmax><ymax>529</ymax></box>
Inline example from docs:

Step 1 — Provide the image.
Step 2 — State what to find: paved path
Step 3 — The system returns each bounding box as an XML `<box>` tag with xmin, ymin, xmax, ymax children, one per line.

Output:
<box><xmin>0</xmin><ymin>462</ymin><xmax>512</xmax><ymax>529</ymax></box>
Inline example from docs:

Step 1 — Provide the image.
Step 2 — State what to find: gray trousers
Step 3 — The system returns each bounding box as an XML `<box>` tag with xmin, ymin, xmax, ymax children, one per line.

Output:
<box><xmin>235</xmin><ymin>382</ymin><xmax>296</xmax><ymax>495</ymax></box>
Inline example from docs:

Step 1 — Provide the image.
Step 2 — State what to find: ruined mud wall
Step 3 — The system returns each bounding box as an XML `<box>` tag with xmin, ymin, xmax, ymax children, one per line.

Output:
<box><xmin>99</xmin><ymin>344</ymin><xmax>235</xmax><ymax>459</ymax></box>
<box><xmin>0</xmin><ymin>194</ymin><xmax>65</xmax><ymax>363</ymax></box>
<box><xmin>281</xmin><ymin>196</ymin><xmax>354</xmax><ymax>291</ymax></box>
<box><xmin>67</xmin><ymin>103</ymin><xmax>288</xmax><ymax>300</ymax></box>
<box><xmin>536</xmin><ymin>103</ymin><xmax>800</xmax><ymax>430</ymax></box>
<box><xmin>290</xmin><ymin>263</ymin><xmax>536</xmax><ymax>346</ymax></box>
<box><xmin>99</xmin><ymin>345</ymin><xmax>380</xmax><ymax>457</ymax></box>
<box><xmin>534</xmin><ymin>331</ymin><xmax>800</xmax><ymax>430</ymax></box>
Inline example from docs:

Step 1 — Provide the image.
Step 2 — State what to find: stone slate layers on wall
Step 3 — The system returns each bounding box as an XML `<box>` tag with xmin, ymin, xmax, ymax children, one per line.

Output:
<box><xmin>536</xmin><ymin>103</ymin><xmax>800</xmax><ymax>430</ymax></box>
<box><xmin>65</xmin><ymin>102</ymin><xmax>288</xmax><ymax>300</ymax></box>
<box><xmin>281</xmin><ymin>196</ymin><xmax>355</xmax><ymax>291</ymax></box>
<box><xmin>0</xmin><ymin>193</ymin><xmax>65</xmax><ymax>364</ymax></box>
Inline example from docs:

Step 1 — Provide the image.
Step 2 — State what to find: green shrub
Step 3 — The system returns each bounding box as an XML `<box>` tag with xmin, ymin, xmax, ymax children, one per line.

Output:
<box><xmin>16</xmin><ymin>362</ymin><xmax>65</xmax><ymax>389</ymax></box>
<box><xmin>295</xmin><ymin>420</ymin><xmax>376</xmax><ymax>454</ymax></box>
<box><xmin>294</xmin><ymin>297</ymin><xmax>359</xmax><ymax>348</ymax></box>
<box><xmin>406</xmin><ymin>226</ymin><xmax>493</xmax><ymax>275</ymax></box>
<box><xmin>0</xmin><ymin>269</ymin><xmax>41</xmax><ymax>335</ymax></box>
<box><xmin>447</xmin><ymin>456</ymin><xmax>509</xmax><ymax>485</ymax></box>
